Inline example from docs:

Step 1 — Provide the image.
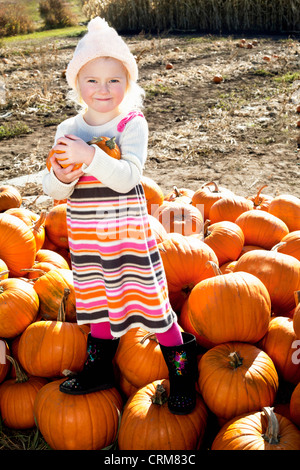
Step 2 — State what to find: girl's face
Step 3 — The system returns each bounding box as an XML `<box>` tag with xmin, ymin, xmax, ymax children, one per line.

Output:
<box><xmin>77</xmin><ymin>57</ymin><xmax>128</xmax><ymax>121</ymax></box>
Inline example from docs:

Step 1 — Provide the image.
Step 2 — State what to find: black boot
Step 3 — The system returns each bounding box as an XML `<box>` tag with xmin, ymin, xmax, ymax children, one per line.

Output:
<box><xmin>59</xmin><ymin>334</ymin><xmax>120</xmax><ymax>395</ymax></box>
<box><xmin>159</xmin><ymin>332</ymin><xmax>198</xmax><ymax>415</ymax></box>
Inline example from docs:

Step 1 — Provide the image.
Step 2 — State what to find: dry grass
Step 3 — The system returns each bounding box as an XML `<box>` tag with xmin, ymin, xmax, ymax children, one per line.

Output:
<box><xmin>83</xmin><ymin>0</ymin><xmax>300</xmax><ymax>34</ymax></box>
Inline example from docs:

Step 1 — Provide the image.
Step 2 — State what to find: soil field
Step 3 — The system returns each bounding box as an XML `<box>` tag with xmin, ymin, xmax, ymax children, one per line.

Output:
<box><xmin>0</xmin><ymin>32</ymin><xmax>300</xmax><ymax>211</ymax></box>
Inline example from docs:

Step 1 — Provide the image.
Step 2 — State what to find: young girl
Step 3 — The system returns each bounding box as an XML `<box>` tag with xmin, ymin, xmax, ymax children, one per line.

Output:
<box><xmin>43</xmin><ymin>17</ymin><xmax>197</xmax><ymax>415</ymax></box>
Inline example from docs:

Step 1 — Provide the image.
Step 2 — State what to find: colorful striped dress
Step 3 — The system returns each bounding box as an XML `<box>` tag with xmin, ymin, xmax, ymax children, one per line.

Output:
<box><xmin>55</xmin><ymin>112</ymin><xmax>177</xmax><ymax>337</ymax></box>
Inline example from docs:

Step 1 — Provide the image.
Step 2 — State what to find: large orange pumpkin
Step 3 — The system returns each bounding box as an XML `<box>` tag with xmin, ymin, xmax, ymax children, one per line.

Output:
<box><xmin>118</xmin><ymin>379</ymin><xmax>208</xmax><ymax>450</ymax></box>
<box><xmin>198</xmin><ymin>342</ymin><xmax>278</xmax><ymax>421</ymax></box>
<box><xmin>208</xmin><ymin>194</ymin><xmax>254</xmax><ymax>224</ymax></box>
<box><xmin>203</xmin><ymin>220</ymin><xmax>244</xmax><ymax>265</ymax></box>
<box><xmin>259</xmin><ymin>316</ymin><xmax>300</xmax><ymax>385</ymax></box>
<box><xmin>34</xmin><ymin>378</ymin><xmax>122</xmax><ymax>450</ymax></box>
<box><xmin>188</xmin><ymin>268</ymin><xmax>271</xmax><ymax>346</ymax></box>
<box><xmin>235</xmin><ymin>209</ymin><xmax>289</xmax><ymax>250</ymax></box>
<box><xmin>114</xmin><ymin>328</ymin><xmax>169</xmax><ymax>390</ymax></box>
<box><xmin>0</xmin><ymin>213</ymin><xmax>36</xmax><ymax>277</ymax></box>
<box><xmin>0</xmin><ymin>278</ymin><xmax>39</xmax><ymax>339</ymax></box>
<box><xmin>18</xmin><ymin>311</ymin><xmax>88</xmax><ymax>378</ymax></box>
<box><xmin>233</xmin><ymin>249</ymin><xmax>300</xmax><ymax>314</ymax></box>
<box><xmin>0</xmin><ymin>356</ymin><xmax>47</xmax><ymax>429</ymax></box>
<box><xmin>157</xmin><ymin>233</ymin><xmax>218</xmax><ymax>312</ymax></box>
<box><xmin>211</xmin><ymin>407</ymin><xmax>300</xmax><ymax>450</ymax></box>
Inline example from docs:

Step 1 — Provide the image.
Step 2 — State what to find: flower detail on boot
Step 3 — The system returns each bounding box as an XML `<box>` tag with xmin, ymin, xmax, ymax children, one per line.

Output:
<box><xmin>166</xmin><ymin>350</ymin><xmax>188</xmax><ymax>376</ymax></box>
<box><xmin>86</xmin><ymin>343</ymin><xmax>97</xmax><ymax>365</ymax></box>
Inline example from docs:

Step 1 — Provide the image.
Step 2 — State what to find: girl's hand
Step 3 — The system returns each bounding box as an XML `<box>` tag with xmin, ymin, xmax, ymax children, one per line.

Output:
<box><xmin>52</xmin><ymin>134</ymin><xmax>95</xmax><ymax>167</ymax></box>
<box><xmin>50</xmin><ymin>155</ymin><xmax>84</xmax><ymax>184</ymax></box>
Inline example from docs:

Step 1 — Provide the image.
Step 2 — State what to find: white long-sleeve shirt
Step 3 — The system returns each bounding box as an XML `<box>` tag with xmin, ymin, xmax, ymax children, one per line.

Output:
<box><xmin>42</xmin><ymin>111</ymin><xmax>148</xmax><ymax>200</ymax></box>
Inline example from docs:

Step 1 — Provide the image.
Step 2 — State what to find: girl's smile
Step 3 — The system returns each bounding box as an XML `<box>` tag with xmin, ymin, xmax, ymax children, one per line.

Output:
<box><xmin>78</xmin><ymin>57</ymin><xmax>128</xmax><ymax>124</ymax></box>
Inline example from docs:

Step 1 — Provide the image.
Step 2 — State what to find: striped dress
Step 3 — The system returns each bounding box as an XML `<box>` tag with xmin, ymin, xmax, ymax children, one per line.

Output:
<box><xmin>65</xmin><ymin>114</ymin><xmax>176</xmax><ymax>337</ymax></box>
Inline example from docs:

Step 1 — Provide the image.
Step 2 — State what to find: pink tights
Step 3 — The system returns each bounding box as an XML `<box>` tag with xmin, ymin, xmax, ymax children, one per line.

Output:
<box><xmin>90</xmin><ymin>321</ymin><xmax>183</xmax><ymax>346</ymax></box>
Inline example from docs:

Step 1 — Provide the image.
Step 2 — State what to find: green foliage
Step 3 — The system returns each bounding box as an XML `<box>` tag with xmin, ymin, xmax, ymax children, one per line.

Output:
<box><xmin>0</xmin><ymin>122</ymin><xmax>33</xmax><ymax>140</ymax></box>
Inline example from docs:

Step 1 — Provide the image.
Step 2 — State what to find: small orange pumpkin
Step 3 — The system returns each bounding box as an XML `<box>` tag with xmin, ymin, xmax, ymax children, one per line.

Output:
<box><xmin>0</xmin><ymin>185</ymin><xmax>22</xmax><ymax>212</ymax></box>
<box><xmin>46</xmin><ymin>136</ymin><xmax>120</xmax><ymax>171</ymax></box>
<box><xmin>45</xmin><ymin>203</ymin><xmax>68</xmax><ymax>249</ymax></box>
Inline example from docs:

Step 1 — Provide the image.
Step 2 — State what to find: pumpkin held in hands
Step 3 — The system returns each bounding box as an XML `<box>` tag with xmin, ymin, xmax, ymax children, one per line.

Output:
<box><xmin>46</xmin><ymin>136</ymin><xmax>121</xmax><ymax>170</ymax></box>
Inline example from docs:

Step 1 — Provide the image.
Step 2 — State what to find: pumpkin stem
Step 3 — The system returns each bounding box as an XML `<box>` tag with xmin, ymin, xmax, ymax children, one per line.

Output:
<box><xmin>173</xmin><ymin>186</ymin><xmax>181</xmax><ymax>197</ymax></box>
<box><xmin>206</xmin><ymin>260</ymin><xmax>222</xmax><ymax>276</ymax></box>
<box><xmin>57</xmin><ymin>288</ymin><xmax>70</xmax><ymax>322</ymax></box>
<box><xmin>6</xmin><ymin>355</ymin><xmax>28</xmax><ymax>383</ymax></box>
<box><xmin>151</xmin><ymin>383</ymin><xmax>168</xmax><ymax>405</ymax></box>
<box><xmin>253</xmin><ymin>185</ymin><xmax>268</xmax><ymax>206</ymax></box>
<box><xmin>32</xmin><ymin>210</ymin><xmax>46</xmax><ymax>231</ymax></box>
<box><xmin>140</xmin><ymin>332</ymin><xmax>159</xmax><ymax>344</ymax></box>
<box><xmin>201</xmin><ymin>181</ymin><xmax>219</xmax><ymax>193</ymax></box>
<box><xmin>203</xmin><ymin>219</ymin><xmax>211</xmax><ymax>237</ymax></box>
<box><xmin>262</xmin><ymin>407</ymin><xmax>280</xmax><ymax>444</ymax></box>
<box><xmin>105</xmin><ymin>136</ymin><xmax>117</xmax><ymax>150</ymax></box>
<box><xmin>228</xmin><ymin>351</ymin><xmax>243</xmax><ymax>368</ymax></box>
<box><xmin>271</xmin><ymin>242</ymin><xmax>285</xmax><ymax>251</ymax></box>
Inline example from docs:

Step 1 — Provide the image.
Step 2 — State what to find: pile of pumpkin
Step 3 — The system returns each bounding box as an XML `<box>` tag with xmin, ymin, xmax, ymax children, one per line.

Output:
<box><xmin>0</xmin><ymin>179</ymin><xmax>300</xmax><ymax>451</ymax></box>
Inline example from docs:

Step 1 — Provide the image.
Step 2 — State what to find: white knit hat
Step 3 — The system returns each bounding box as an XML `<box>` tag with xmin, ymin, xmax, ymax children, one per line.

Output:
<box><xmin>66</xmin><ymin>17</ymin><xmax>138</xmax><ymax>90</ymax></box>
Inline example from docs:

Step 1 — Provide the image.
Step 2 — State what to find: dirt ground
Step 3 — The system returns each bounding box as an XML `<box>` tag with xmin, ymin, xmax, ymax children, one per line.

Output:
<box><xmin>1</xmin><ymin>32</ymin><xmax>300</xmax><ymax>212</ymax></box>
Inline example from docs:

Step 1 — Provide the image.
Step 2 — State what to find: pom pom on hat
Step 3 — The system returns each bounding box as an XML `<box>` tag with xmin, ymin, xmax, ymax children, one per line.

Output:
<box><xmin>87</xmin><ymin>16</ymin><xmax>109</xmax><ymax>32</ymax></box>
<box><xmin>66</xmin><ymin>17</ymin><xmax>138</xmax><ymax>90</ymax></box>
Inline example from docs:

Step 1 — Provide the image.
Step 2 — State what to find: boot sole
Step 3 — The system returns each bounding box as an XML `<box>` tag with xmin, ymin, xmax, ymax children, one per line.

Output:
<box><xmin>59</xmin><ymin>383</ymin><xmax>114</xmax><ymax>395</ymax></box>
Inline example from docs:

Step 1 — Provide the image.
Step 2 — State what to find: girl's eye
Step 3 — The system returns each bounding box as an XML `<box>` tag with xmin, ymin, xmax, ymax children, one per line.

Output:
<box><xmin>109</xmin><ymin>79</ymin><xmax>119</xmax><ymax>84</ymax></box>
<box><xmin>87</xmin><ymin>79</ymin><xmax>97</xmax><ymax>83</ymax></box>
